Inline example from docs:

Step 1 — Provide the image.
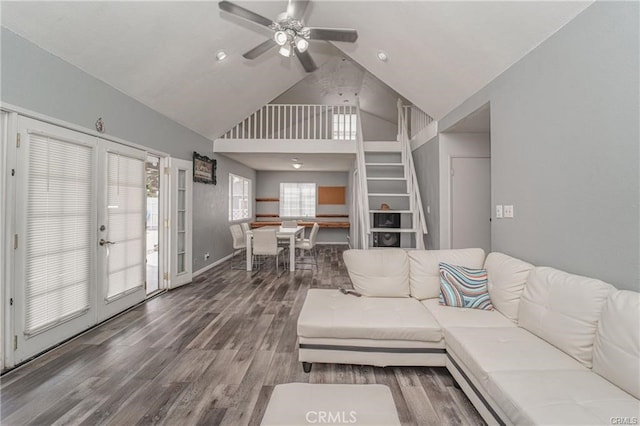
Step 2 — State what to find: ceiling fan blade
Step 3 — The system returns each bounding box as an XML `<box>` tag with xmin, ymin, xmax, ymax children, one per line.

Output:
<box><xmin>295</xmin><ymin>47</ymin><xmax>317</xmax><ymax>73</ymax></box>
<box><xmin>286</xmin><ymin>0</ymin><xmax>310</xmax><ymax>20</ymax></box>
<box><xmin>219</xmin><ymin>1</ymin><xmax>274</xmax><ymax>28</ymax></box>
<box><xmin>307</xmin><ymin>27</ymin><xmax>358</xmax><ymax>43</ymax></box>
<box><xmin>243</xmin><ymin>39</ymin><xmax>277</xmax><ymax>60</ymax></box>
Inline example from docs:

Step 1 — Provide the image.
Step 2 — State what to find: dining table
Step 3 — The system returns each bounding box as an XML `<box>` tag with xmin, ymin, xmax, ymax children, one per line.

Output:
<box><xmin>245</xmin><ymin>225</ymin><xmax>305</xmax><ymax>272</ymax></box>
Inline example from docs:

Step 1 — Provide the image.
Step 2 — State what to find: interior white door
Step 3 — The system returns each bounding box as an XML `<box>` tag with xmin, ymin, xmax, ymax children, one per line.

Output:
<box><xmin>451</xmin><ymin>157</ymin><xmax>491</xmax><ymax>253</ymax></box>
<box><xmin>96</xmin><ymin>141</ymin><xmax>147</xmax><ymax>321</ymax></box>
<box><xmin>13</xmin><ymin>117</ymin><xmax>97</xmax><ymax>363</ymax></box>
<box><xmin>170</xmin><ymin>158</ymin><xmax>192</xmax><ymax>288</ymax></box>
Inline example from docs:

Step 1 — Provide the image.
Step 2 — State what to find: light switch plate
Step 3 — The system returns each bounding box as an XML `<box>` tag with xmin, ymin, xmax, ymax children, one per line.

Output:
<box><xmin>504</xmin><ymin>205</ymin><xmax>514</xmax><ymax>218</ymax></box>
<box><xmin>496</xmin><ymin>205</ymin><xmax>503</xmax><ymax>219</ymax></box>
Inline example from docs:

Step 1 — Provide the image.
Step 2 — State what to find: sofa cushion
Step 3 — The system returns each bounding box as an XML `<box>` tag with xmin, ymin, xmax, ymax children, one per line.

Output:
<box><xmin>484</xmin><ymin>252</ymin><xmax>534</xmax><ymax>322</ymax></box>
<box><xmin>298</xmin><ymin>289</ymin><xmax>442</xmax><ymax>342</ymax></box>
<box><xmin>439</xmin><ymin>263</ymin><xmax>493</xmax><ymax>310</ymax></box>
<box><xmin>422</xmin><ymin>298</ymin><xmax>515</xmax><ymax>329</ymax></box>
<box><xmin>408</xmin><ymin>249</ymin><xmax>485</xmax><ymax>300</ymax></box>
<box><xmin>343</xmin><ymin>249</ymin><xmax>410</xmax><ymax>297</ymax></box>
<box><xmin>593</xmin><ymin>290</ymin><xmax>640</xmax><ymax>399</ymax></box>
<box><xmin>518</xmin><ymin>266</ymin><xmax>615</xmax><ymax>368</ymax></box>
<box><xmin>445</xmin><ymin>327</ymin><xmax>586</xmax><ymax>388</ymax></box>
<box><xmin>487</xmin><ymin>369</ymin><xmax>640</xmax><ymax>425</ymax></box>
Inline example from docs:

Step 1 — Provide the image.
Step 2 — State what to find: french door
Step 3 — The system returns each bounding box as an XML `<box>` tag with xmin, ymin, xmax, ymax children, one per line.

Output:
<box><xmin>13</xmin><ymin>117</ymin><xmax>97</xmax><ymax>362</ymax></box>
<box><xmin>12</xmin><ymin>117</ymin><xmax>147</xmax><ymax>363</ymax></box>
<box><xmin>96</xmin><ymin>141</ymin><xmax>147</xmax><ymax>321</ymax></box>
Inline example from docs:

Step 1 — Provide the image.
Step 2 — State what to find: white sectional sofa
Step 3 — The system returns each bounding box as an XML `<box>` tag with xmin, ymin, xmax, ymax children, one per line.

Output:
<box><xmin>297</xmin><ymin>248</ymin><xmax>640</xmax><ymax>425</ymax></box>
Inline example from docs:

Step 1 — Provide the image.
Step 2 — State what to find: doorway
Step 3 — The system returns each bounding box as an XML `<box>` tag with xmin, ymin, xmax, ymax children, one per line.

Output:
<box><xmin>10</xmin><ymin>116</ymin><xmax>156</xmax><ymax>365</ymax></box>
<box><xmin>450</xmin><ymin>157</ymin><xmax>491</xmax><ymax>253</ymax></box>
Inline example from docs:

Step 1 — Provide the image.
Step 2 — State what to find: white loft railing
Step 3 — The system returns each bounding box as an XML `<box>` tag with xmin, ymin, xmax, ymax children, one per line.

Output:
<box><xmin>354</xmin><ymin>101</ymin><xmax>370</xmax><ymax>249</ymax></box>
<box><xmin>221</xmin><ymin>104</ymin><xmax>358</xmax><ymax>140</ymax></box>
<box><xmin>398</xmin><ymin>99</ymin><xmax>428</xmax><ymax>249</ymax></box>
<box><xmin>401</xmin><ymin>104</ymin><xmax>434</xmax><ymax>140</ymax></box>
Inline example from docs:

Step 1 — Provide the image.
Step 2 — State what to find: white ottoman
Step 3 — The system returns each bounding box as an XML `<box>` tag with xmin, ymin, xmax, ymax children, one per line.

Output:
<box><xmin>261</xmin><ymin>383</ymin><xmax>401</xmax><ymax>425</ymax></box>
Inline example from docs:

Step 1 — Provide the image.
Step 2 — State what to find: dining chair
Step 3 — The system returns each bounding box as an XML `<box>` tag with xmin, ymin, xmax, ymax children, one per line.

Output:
<box><xmin>295</xmin><ymin>222</ymin><xmax>320</xmax><ymax>269</ymax></box>
<box><xmin>240</xmin><ymin>222</ymin><xmax>250</xmax><ymax>236</ymax></box>
<box><xmin>252</xmin><ymin>228</ymin><xmax>287</xmax><ymax>277</ymax></box>
<box><xmin>229</xmin><ymin>223</ymin><xmax>246</xmax><ymax>270</ymax></box>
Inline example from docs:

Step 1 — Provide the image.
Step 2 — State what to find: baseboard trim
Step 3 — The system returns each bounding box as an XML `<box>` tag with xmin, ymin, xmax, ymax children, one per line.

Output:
<box><xmin>193</xmin><ymin>253</ymin><xmax>233</xmax><ymax>277</ymax></box>
<box><xmin>299</xmin><ymin>343</ymin><xmax>445</xmax><ymax>354</ymax></box>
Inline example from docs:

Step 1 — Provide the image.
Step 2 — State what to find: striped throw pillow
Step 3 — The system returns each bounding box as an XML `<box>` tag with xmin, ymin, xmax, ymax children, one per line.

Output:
<box><xmin>439</xmin><ymin>262</ymin><xmax>494</xmax><ymax>310</ymax></box>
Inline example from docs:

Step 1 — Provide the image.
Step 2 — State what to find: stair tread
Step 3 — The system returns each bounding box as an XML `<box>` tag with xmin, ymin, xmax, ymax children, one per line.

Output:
<box><xmin>365</xmin><ymin>162</ymin><xmax>404</xmax><ymax>166</ymax></box>
<box><xmin>370</xmin><ymin>227</ymin><xmax>416</xmax><ymax>233</ymax></box>
<box><xmin>367</xmin><ymin>177</ymin><xmax>406</xmax><ymax>181</ymax></box>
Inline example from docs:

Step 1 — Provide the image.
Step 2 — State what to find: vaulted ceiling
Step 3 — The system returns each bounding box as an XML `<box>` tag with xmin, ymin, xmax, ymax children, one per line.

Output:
<box><xmin>1</xmin><ymin>1</ymin><xmax>592</xmax><ymax>141</ymax></box>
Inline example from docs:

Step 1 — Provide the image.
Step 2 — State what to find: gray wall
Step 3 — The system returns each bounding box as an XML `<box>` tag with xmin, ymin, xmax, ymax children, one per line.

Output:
<box><xmin>432</xmin><ymin>2</ymin><xmax>639</xmax><ymax>290</ymax></box>
<box><xmin>1</xmin><ymin>28</ymin><xmax>257</xmax><ymax>270</ymax></box>
<box><xmin>193</xmin><ymin>155</ymin><xmax>256</xmax><ymax>272</ymax></box>
<box><xmin>360</xmin><ymin>111</ymin><xmax>397</xmax><ymax>141</ymax></box>
<box><xmin>255</xmin><ymin>170</ymin><xmax>349</xmax><ymax>244</ymax></box>
<box><xmin>412</xmin><ymin>135</ymin><xmax>440</xmax><ymax>249</ymax></box>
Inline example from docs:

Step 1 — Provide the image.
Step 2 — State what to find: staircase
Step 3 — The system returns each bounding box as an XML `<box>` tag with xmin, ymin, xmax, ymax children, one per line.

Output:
<box><xmin>353</xmin><ymin>101</ymin><xmax>428</xmax><ymax>249</ymax></box>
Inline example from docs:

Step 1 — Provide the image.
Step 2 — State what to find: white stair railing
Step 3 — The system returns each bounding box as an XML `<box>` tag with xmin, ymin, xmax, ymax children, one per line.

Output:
<box><xmin>221</xmin><ymin>104</ymin><xmax>358</xmax><ymax>140</ymax></box>
<box><xmin>401</xmin><ymin>104</ymin><xmax>434</xmax><ymax>140</ymax></box>
<box><xmin>398</xmin><ymin>100</ymin><xmax>428</xmax><ymax>249</ymax></box>
<box><xmin>354</xmin><ymin>102</ymin><xmax>371</xmax><ymax>249</ymax></box>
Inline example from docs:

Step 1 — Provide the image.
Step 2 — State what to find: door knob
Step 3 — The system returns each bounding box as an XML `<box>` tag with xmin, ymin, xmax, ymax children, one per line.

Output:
<box><xmin>99</xmin><ymin>239</ymin><xmax>115</xmax><ymax>246</ymax></box>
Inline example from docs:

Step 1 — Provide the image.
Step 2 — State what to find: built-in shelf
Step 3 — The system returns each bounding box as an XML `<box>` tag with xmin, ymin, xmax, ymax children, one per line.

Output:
<box><xmin>256</xmin><ymin>197</ymin><xmax>279</xmax><ymax>202</ymax></box>
<box><xmin>316</xmin><ymin>214</ymin><xmax>349</xmax><ymax>218</ymax></box>
<box><xmin>255</xmin><ymin>213</ymin><xmax>279</xmax><ymax>218</ymax></box>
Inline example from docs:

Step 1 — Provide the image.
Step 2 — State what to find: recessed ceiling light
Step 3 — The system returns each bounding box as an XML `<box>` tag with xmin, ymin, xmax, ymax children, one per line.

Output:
<box><xmin>376</xmin><ymin>50</ymin><xmax>388</xmax><ymax>62</ymax></box>
<box><xmin>291</xmin><ymin>157</ymin><xmax>298</xmax><ymax>162</ymax></box>
<box><xmin>292</xmin><ymin>163</ymin><xmax>303</xmax><ymax>169</ymax></box>
<box><xmin>216</xmin><ymin>50</ymin><xmax>227</xmax><ymax>61</ymax></box>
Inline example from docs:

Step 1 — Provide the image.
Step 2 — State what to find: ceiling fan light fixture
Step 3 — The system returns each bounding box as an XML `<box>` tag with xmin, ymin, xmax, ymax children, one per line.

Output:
<box><xmin>295</xmin><ymin>36</ymin><xmax>309</xmax><ymax>52</ymax></box>
<box><xmin>274</xmin><ymin>30</ymin><xmax>289</xmax><ymax>46</ymax></box>
<box><xmin>278</xmin><ymin>43</ymin><xmax>294</xmax><ymax>57</ymax></box>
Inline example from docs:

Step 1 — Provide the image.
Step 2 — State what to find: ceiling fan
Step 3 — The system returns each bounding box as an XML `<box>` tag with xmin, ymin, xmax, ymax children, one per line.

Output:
<box><xmin>219</xmin><ymin>0</ymin><xmax>358</xmax><ymax>72</ymax></box>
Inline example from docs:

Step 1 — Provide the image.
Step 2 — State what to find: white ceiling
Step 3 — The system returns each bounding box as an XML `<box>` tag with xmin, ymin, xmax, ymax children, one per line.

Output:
<box><xmin>222</xmin><ymin>152</ymin><xmax>355</xmax><ymax>171</ymax></box>
<box><xmin>1</xmin><ymin>1</ymin><xmax>591</xmax><ymax>156</ymax></box>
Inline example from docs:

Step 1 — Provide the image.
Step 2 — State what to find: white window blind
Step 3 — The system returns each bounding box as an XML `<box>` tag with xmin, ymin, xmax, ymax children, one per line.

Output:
<box><xmin>25</xmin><ymin>134</ymin><xmax>92</xmax><ymax>335</ymax></box>
<box><xmin>280</xmin><ymin>183</ymin><xmax>316</xmax><ymax>217</ymax></box>
<box><xmin>332</xmin><ymin>113</ymin><xmax>357</xmax><ymax>140</ymax></box>
<box><xmin>229</xmin><ymin>174</ymin><xmax>251</xmax><ymax>221</ymax></box>
<box><xmin>106</xmin><ymin>152</ymin><xmax>145</xmax><ymax>300</ymax></box>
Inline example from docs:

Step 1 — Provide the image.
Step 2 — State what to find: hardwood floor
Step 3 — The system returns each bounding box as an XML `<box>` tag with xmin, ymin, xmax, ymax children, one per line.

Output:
<box><xmin>1</xmin><ymin>246</ymin><xmax>485</xmax><ymax>425</ymax></box>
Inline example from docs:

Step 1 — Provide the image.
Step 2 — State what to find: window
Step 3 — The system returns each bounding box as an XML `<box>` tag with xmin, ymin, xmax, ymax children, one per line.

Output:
<box><xmin>280</xmin><ymin>183</ymin><xmax>316</xmax><ymax>217</ymax></box>
<box><xmin>229</xmin><ymin>174</ymin><xmax>251</xmax><ymax>221</ymax></box>
<box><xmin>332</xmin><ymin>113</ymin><xmax>357</xmax><ymax>140</ymax></box>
